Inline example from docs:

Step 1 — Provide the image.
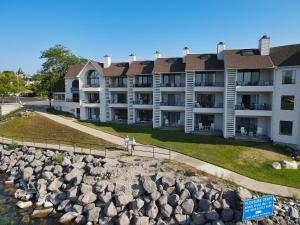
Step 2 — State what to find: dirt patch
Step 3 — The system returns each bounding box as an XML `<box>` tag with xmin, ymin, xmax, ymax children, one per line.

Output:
<box><xmin>237</xmin><ymin>148</ymin><xmax>290</xmax><ymax>166</ymax></box>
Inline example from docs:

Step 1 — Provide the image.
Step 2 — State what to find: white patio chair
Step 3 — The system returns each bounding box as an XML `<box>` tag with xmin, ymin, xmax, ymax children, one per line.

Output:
<box><xmin>165</xmin><ymin>119</ymin><xmax>169</xmax><ymax>127</ymax></box>
<box><xmin>199</xmin><ymin>123</ymin><xmax>203</xmax><ymax>130</ymax></box>
<box><xmin>210</xmin><ymin>123</ymin><xmax>215</xmax><ymax>131</ymax></box>
<box><xmin>257</xmin><ymin>127</ymin><xmax>262</xmax><ymax>136</ymax></box>
<box><xmin>241</xmin><ymin>127</ymin><xmax>247</xmax><ymax>135</ymax></box>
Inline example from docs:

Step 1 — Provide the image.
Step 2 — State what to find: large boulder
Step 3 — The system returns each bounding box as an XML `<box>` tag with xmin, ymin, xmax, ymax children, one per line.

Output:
<box><xmin>281</xmin><ymin>161</ymin><xmax>298</xmax><ymax>169</ymax></box>
<box><xmin>31</xmin><ymin>208</ymin><xmax>54</xmax><ymax>218</ymax></box>
<box><xmin>115</xmin><ymin>193</ymin><xmax>133</xmax><ymax>206</ymax></box>
<box><xmin>118</xmin><ymin>212</ymin><xmax>130</xmax><ymax>225</ymax></box>
<box><xmin>87</xmin><ymin>206</ymin><xmax>101</xmax><ymax>223</ymax></box>
<box><xmin>16</xmin><ymin>201</ymin><xmax>33</xmax><ymax>209</ymax></box>
<box><xmin>58</xmin><ymin>212</ymin><xmax>78</xmax><ymax>224</ymax></box>
<box><xmin>142</xmin><ymin>176</ymin><xmax>157</xmax><ymax>194</ymax></box>
<box><xmin>160</xmin><ymin>203</ymin><xmax>173</xmax><ymax>218</ymax></box>
<box><xmin>145</xmin><ymin>201</ymin><xmax>158</xmax><ymax>219</ymax></box>
<box><xmin>271</xmin><ymin>162</ymin><xmax>281</xmax><ymax>170</ymax></box>
<box><xmin>23</xmin><ymin>167</ymin><xmax>33</xmax><ymax>182</ymax></box>
<box><xmin>65</xmin><ymin>168</ymin><xmax>84</xmax><ymax>182</ymax></box>
<box><xmin>48</xmin><ymin>178</ymin><xmax>63</xmax><ymax>192</ymax></box>
<box><xmin>181</xmin><ymin>199</ymin><xmax>194</xmax><ymax>215</ymax></box>
<box><xmin>104</xmin><ymin>201</ymin><xmax>117</xmax><ymax>217</ymax></box>
<box><xmin>78</xmin><ymin>192</ymin><xmax>97</xmax><ymax>205</ymax></box>
<box><xmin>236</xmin><ymin>188</ymin><xmax>252</xmax><ymax>201</ymax></box>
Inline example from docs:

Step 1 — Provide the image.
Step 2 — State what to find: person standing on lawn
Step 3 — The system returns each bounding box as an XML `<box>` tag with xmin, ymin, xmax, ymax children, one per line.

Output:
<box><xmin>131</xmin><ymin>138</ymin><xmax>136</xmax><ymax>152</ymax></box>
<box><xmin>124</xmin><ymin>135</ymin><xmax>129</xmax><ymax>151</ymax></box>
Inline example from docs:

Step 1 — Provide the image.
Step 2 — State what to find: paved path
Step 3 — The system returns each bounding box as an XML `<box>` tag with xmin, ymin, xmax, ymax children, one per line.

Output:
<box><xmin>36</xmin><ymin>112</ymin><xmax>300</xmax><ymax>197</ymax></box>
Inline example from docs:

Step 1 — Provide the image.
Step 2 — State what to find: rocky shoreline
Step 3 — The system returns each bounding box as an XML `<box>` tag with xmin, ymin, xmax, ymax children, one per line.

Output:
<box><xmin>0</xmin><ymin>143</ymin><xmax>299</xmax><ymax>225</ymax></box>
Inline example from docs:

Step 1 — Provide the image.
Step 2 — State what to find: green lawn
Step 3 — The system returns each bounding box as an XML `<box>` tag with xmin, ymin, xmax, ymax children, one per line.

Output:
<box><xmin>0</xmin><ymin>113</ymin><xmax>113</xmax><ymax>150</ymax></box>
<box><xmin>77</xmin><ymin>121</ymin><xmax>300</xmax><ymax>188</ymax></box>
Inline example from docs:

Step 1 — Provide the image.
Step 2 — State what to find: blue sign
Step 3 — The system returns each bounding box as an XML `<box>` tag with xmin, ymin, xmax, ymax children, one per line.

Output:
<box><xmin>242</xmin><ymin>195</ymin><xmax>274</xmax><ymax>221</ymax></box>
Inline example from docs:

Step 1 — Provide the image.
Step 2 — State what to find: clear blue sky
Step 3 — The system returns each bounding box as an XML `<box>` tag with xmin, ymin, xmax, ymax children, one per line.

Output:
<box><xmin>1</xmin><ymin>0</ymin><xmax>300</xmax><ymax>74</ymax></box>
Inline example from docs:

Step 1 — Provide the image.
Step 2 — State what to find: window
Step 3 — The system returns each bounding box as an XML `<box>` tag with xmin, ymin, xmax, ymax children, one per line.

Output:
<box><xmin>282</xmin><ymin>70</ymin><xmax>296</xmax><ymax>84</ymax></box>
<box><xmin>87</xmin><ymin>70</ymin><xmax>100</xmax><ymax>87</ymax></box>
<box><xmin>280</xmin><ymin>121</ymin><xmax>293</xmax><ymax>136</ymax></box>
<box><xmin>237</xmin><ymin>70</ymin><xmax>260</xmax><ymax>85</ymax></box>
<box><xmin>111</xmin><ymin>77</ymin><xmax>127</xmax><ymax>87</ymax></box>
<box><xmin>195</xmin><ymin>72</ymin><xmax>216</xmax><ymax>85</ymax></box>
<box><xmin>281</xmin><ymin>96</ymin><xmax>294</xmax><ymax>110</ymax></box>
<box><xmin>162</xmin><ymin>74</ymin><xmax>184</xmax><ymax>87</ymax></box>
<box><xmin>135</xmin><ymin>75</ymin><xmax>152</xmax><ymax>87</ymax></box>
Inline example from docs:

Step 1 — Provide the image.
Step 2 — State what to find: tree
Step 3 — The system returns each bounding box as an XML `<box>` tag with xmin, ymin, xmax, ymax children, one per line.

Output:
<box><xmin>38</xmin><ymin>44</ymin><xmax>87</xmax><ymax>107</ymax></box>
<box><xmin>0</xmin><ymin>71</ymin><xmax>25</xmax><ymax>103</ymax></box>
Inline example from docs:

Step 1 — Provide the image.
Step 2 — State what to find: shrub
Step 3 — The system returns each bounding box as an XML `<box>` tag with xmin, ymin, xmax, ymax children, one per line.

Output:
<box><xmin>54</xmin><ymin>152</ymin><xmax>64</xmax><ymax>165</ymax></box>
<box><xmin>8</xmin><ymin>142</ymin><xmax>18</xmax><ymax>151</ymax></box>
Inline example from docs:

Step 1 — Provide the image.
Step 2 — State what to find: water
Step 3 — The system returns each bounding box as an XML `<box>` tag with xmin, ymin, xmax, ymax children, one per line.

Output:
<box><xmin>0</xmin><ymin>173</ymin><xmax>60</xmax><ymax>225</ymax></box>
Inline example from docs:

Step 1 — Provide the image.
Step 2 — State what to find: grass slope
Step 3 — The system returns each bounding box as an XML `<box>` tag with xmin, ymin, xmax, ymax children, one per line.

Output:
<box><xmin>78</xmin><ymin>121</ymin><xmax>300</xmax><ymax>188</ymax></box>
<box><xmin>0</xmin><ymin>113</ymin><xmax>111</xmax><ymax>149</ymax></box>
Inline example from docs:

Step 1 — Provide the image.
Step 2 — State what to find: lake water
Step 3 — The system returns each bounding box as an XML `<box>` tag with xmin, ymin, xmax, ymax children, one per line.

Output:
<box><xmin>0</xmin><ymin>173</ymin><xmax>60</xmax><ymax>225</ymax></box>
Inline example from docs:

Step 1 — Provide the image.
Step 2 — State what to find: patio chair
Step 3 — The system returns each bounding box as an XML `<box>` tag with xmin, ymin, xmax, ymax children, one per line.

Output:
<box><xmin>257</xmin><ymin>127</ymin><xmax>262</xmax><ymax>136</ymax></box>
<box><xmin>165</xmin><ymin>119</ymin><xmax>169</xmax><ymax>127</ymax></box>
<box><xmin>199</xmin><ymin>123</ymin><xmax>203</xmax><ymax>130</ymax></box>
<box><xmin>240</xmin><ymin>127</ymin><xmax>247</xmax><ymax>136</ymax></box>
<box><xmin>210</xmin><ymin>123</ymin><xmax>215</xmax><ymax>131</ymax></box>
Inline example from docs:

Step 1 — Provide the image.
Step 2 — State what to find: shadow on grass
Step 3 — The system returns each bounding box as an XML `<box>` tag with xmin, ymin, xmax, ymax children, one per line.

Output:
<box><xmin>81</xmin><ymin>121</ymin><xmax>289</xmax><ymax>156</ymax></box>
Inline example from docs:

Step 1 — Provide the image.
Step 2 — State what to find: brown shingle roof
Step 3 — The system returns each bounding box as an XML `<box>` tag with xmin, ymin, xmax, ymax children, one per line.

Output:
<box><xmin>65</xmin><ymin>64</ymin><xmax>84</xmax><ymax>79</ymax></box>
<box><xmin>270</xmin><ymin>44</ymin><xmax>300</xmax><ymax>67</ymax></box>
<box><xmin>153</xmin><ymin>57</ymin><xmax>185</xmax><ymax>73</ymax></box>
<box><xmin>224</xmin><ymin>49</ymin><xmax>274</xmax><ymax>69</ymax></box>
<box><xmin>185</xmin><ymin>54</ymin><xmax>224</xmax><ymax>71</ymax></box>
<box><xmin>126</xmin><ymin>60</ymin><xmax>154</xmax><ymax>75</ymax></box>
<box><xmin>102</xmin><ymin>62</ymin><xmax>129</xmax><ymax>77</ymax></box>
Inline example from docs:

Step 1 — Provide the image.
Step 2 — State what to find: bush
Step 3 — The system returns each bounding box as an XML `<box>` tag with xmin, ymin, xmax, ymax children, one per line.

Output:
<box><xmin>8</xmin><ymin>142</ymin><xmax>18</xmax><ymax>150</ymax></box>
<box><xmin>54</xmin><ymin>152</ymin><xmax>64</xmax><ymax>165</ymax></box>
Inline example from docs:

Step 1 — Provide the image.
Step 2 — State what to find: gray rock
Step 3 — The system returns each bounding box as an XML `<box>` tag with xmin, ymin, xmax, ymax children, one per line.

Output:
<box><xmin>160</xmin><ymin>203</ymin><xmax>173</xmax><ymax>218</ymax></box>
<box><xmin>185</xmin><ymin>181</ymin><xmax>198</xmax><ymax>194</ymax></box>
<box><xmin>118</xmin><ymin>212</ymin><xmax>130</xmax><ymax>225</ymax></box>
<box><xmin>132</xmin><ymin>198</ymin><xmax>144</xmax><ymax>212</ymax></box>
<box><xmin>182</xmin><ymin>198</ymin><xmax>194</xmax><ymax>214</ymax></box>
<box><xmin>67</xmin><ymin>186</ymin><xmax>78</xmax><ymax>201</ymax></box>
<box><xmin>132</xmin><ymin>183</ymin><xmax>145</xmax><ymax>198</ymax></box>
<box><xmin>175</xmin><ymin>214</ymin><xmax>191</xmax><ymax>225</ymax></box>
<box><xmin>146</xmin><ymin>201</ymin><xmax>158</xmax><ymax>219</ymax></box>
<box><xmin>87</xmin><ymin>206</ymin><xmax>101</xmax><ymax>222</ymax></box>
<box><xmin>48</xmin><ymin>178</ymin><xmax>63</xmax><ymax>192</ymax></box>
<box><xmin>78</xmin><ymin>192</ymin><xmax>97</xmax><ymax>205</ymax></box>
<box><xmin>289</xmin><ymin>206</ymin><xmax>299</xmax><ymax>219</ymax></box>
<box><xmin>42</xmin><ymin>171</ymin><xmax>54</xmax><ymax>180</ymax></box>
<box><xmin>206</xmin><ymin>210</ymin><xmax>219</xmax><ymax>221</ymax></box>
<box><xmin>65</xmin><ymin>168</ymin><xmax>84</xmax><ymax>182</ymax></box>
<box><xmin>236</xmin><ymin>188</ymin><xmax>252</xmax><ymax>201</ymax></box>
<box><xmin>23</xmin><ymin>167</ymin><xmax>33</xmax><ymax>181</ymax></box>
<box><xmin>180</xmin><ymin>188</ymin><xmax>191</xmax><ymax>202</ymax></box>
<box><xmin>212</xmin><ymin>220</ymin><xmax>225</xmax><ymax>225</ymax></box>
<box><xmin>142</xmin><ymin>176</ymin><xmax>157</xmax><ymax>194</ymax></box>
<box><xmin>193</xmin><ymin>190</ymin><xmax>204</xmax><ymax>200</ymax></box>
<box><xmin>74</xmin><ymin>215</ymin><xmax>86</xmax><ymax>225</ymax></box>
<box><xmin>57</xmin><ymin>199</ymin><xmax>71</xmax><ymax>211</ymax></box>
<box><xmin>150</xmin><ymin>190</ymin><xmax>161</xmax><ymax>201</ymax></box>
<box><xmin>80</xmin><ymin>183</ymin><xmax>93</xmax><ymax>194</ymax></box>
<box><xmin>192</xmin><ymin>212</ymin><xmax>206</xmax><ymax>225</ymax></box>
<box><xmin>58</xmin><ymin>212</ymin><xmax>78</xmax><ymax>224</ymax></box>
<box><xmin>16</xmin><ymin>201</ymin><xmax>33</xmax><ymax>209</ymax></box>
<box><xmin>31</xmin><ymin>208</ymin><xmax>53</xmax><ymax>218</ymax></box>
<box><xmin>168</xmin><ymin>194</ymin><xmax>180</xmax><ymax>207</ymax></box>
<box><xmin>221</xmin><ymin>208</ymin><xmax>234</xmax><ymax>222</ymax></box>
<box><xmin>115</xmin><ymin>193</ymin><xmax>133</xmax><ymax>206</ymax></box>
<box><xmin>162</xmin><ymin>175</ymin><xmax>175</xmax><ymax>188</ymax></box>
<box><xmin>281</xmin><ymin>161</ymin><xmax>298</xmax><ymax>169</ymax></box>
<box><xmin>104</xmin><ymin>201</ymin><xmax>117</xmax><ymax>217</ymax></box>
<box><xmin>99</xmin><ymin>192</ymin><xmax>112</xmax><ymax>203</ymax></box>
<box><xmin>271</xmin><ymin>162</ymin><xmax>281</xmax><ymax>170</ymax></box>
<box><xmin>158</xmin><ymin>195</ymin><xmax>168</xmax><ymax>206</ymax></box>
<box><xmin>134</xmin><ymin>216</ymin><xmax>149</xmax><ymax>225</ymax></box>
<box><xmin>72</xmin><ymin>204</ymin><xmax>83</xmax><ymax>214</ymax></box>
<box><xmin>53</xmin><ymin>165</ymin><xmax>63</xmax><ymax>175</ymax></box>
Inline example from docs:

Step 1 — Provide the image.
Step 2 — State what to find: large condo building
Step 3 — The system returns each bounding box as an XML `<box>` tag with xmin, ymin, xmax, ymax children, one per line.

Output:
<box><xmin>53</xmin><ymin>36</ymin><xmax>300</xmax><ymax>149</ymax></box>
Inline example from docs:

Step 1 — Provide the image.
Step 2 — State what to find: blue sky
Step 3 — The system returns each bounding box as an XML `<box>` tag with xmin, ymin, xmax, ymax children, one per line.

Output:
<box><xmin>0</xmin><ymin>0</ymin><xmax>300</xmax><ymax>74</ymax></box>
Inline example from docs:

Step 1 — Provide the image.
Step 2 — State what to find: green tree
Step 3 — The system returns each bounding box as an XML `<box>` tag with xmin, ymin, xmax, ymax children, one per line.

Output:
<box><xmin>0</xmin><ymin>71</ymin><xmax>25</xmax><ymax>103</ymax></box>
<box><xmin>38</xmin><ymin>44</ymin><xmax>87</xmax><ymax>107</ymax></box>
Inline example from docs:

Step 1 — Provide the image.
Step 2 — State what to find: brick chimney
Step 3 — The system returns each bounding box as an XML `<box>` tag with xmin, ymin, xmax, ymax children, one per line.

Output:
<box><xmin>217</xmin><ymin>42</ymin><xmax>225</xmax><ymax>60</ymax></box>
<box><xmin>103</xmin><ymin>54</ymin><xmax>111</xmax><ymax>68</ymax></box>
<box><xmin>259</xmin><ymin>35</ymin><xmax>270</xmax><ymax>55</ymax></box>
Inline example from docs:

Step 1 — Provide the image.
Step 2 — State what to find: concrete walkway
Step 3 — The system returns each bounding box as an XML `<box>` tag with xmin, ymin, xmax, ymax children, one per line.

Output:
<box><xmin>37</xmin><ymin>112</ymin><xmax>300</xmax><ymax>198</ymax></box>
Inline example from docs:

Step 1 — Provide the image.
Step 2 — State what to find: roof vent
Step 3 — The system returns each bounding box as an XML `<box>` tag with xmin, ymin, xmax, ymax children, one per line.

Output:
<box><xmin>241</xmin><ymin>49</ymin><xmax>255</xmax><ymax>56</ymax></box>
<box><xmin>200</xmin><ymin>54</ymin><xmax>211</xmax><ymax>60</ymax></box>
